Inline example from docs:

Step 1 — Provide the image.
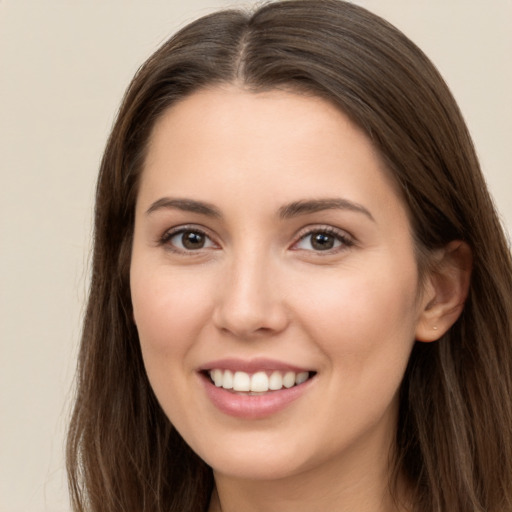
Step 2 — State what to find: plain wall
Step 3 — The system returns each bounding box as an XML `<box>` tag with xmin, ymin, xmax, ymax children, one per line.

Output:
<box><xmin>1</xmin><ymin>1</ymin><xmax>510</xmax><ymax>510</ymax></box>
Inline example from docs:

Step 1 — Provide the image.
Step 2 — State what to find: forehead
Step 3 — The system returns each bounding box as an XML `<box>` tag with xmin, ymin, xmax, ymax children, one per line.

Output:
<box><xmin>146</xmin><ymin>86</ymin><xmax>374</xmax><ymax>159</ymax></box>
<box><xmin>139</xmin><ymin>86</ymin><xmax>406</xmax><ymax>221</ymax></box>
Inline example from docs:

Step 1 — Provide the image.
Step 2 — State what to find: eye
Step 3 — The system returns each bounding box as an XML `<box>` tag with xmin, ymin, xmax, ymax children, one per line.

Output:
<box><xmin>161</xmin><ymin>227</ymin><xmax>217</xmax><ymax>252</ymax></box>
<box><xmin>293</xmin><ymin>228</ymin><xmax>353</xmax><ymax>252</ymax></box>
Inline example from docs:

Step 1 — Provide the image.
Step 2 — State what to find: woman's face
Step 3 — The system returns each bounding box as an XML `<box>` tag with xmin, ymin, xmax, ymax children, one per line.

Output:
<box><xmin>131</xmin><ymin>87</ymin><xmax>430</xmax><ymax>482</ymax></box>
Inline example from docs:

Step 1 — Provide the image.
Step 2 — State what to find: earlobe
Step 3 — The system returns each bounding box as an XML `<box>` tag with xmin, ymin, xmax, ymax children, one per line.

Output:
<box><xmin>415</xmin><ymin>241</ymin><xmax>472</xmax><ymax>342</ymax></box>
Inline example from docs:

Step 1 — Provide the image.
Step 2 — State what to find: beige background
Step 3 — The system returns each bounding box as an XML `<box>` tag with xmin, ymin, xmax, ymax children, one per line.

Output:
<box><xmin>1</xmin><ymin>1</ymin><xmax>510</xmax><ymax>510</ymax></box>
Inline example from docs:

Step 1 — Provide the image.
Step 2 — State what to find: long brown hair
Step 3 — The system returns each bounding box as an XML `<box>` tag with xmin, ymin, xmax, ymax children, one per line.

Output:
<box><xmin>67</xmin><ymin>1</ymin><xmax>512</xmax><ymax>510</ymax></box>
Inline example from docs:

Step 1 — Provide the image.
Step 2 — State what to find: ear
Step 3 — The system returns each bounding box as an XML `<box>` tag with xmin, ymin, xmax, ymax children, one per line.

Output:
<box><xmin>415</xmin><ymin>241</ymin><xmax>472</xmax><ymax>342</ymax></box>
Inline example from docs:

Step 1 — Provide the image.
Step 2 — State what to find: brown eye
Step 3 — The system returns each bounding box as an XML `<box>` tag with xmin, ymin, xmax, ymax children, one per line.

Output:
<box><xmin>310</xmin><ymin>232</ymin><xmax>336</xmax><ymax>250</ymax></box>
<box><xmin>181</xmin><ymin>231</ymin><xmax>206</xmax><ymax>249</ymax></box>
<box><xmin>293</xmin><ymin>228</ymin><xmax>353</xmax><ymax>253</ymax></box>
<box><xmin>164</xmin><ymin>228</ymin><xmax>216</xmax><ymax>251</ymax></box>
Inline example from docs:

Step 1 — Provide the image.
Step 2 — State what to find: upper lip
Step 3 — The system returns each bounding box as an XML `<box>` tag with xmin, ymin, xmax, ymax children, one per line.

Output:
<box><xmin>198</xmin><ymin>357</ymin><xmax>313</xmax><ymax>374</ymax></box>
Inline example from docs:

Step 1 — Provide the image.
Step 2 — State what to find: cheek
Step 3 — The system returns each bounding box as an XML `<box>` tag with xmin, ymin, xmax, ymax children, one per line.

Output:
<box><xmin>296</xmin><ymin>261</ymin><xmax>419</xmax><ymax>376</ymax></box>
<box><xmin>292</xmin><ymin>265</ymin><xmax>420</xmax><ymax>447</ymax></box>
<box><xmin>131</xmin><ymin>266</ymin><xmax>215</xmax><ymax>358</ymax></box>
<box><xmin>130</xmin><ymin>266</ymin><xmax>218</xmax><ymax>426</ymax></box>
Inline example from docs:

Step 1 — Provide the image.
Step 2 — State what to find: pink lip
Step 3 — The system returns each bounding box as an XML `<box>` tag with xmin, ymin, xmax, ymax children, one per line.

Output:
<box><xmin>198</xmin><ymin>357</ymin><xmax>311</xmax><ymax>373</ymax></box>
<box><xmin>197</xmin><ymin>358</ymin><xmax>316</xmax><ymax>420</ymax></box>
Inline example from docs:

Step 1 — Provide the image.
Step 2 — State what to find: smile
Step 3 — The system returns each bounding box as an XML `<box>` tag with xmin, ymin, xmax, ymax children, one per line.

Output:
<box><xmin>199</xmin><ymin>360</ymin><xmax>317</xmax><ymax>419</ymax></box>
<box><xmin>208</xmin><ymin>369</ymin><xmax>312</xmax><ymax>393</ymax></box>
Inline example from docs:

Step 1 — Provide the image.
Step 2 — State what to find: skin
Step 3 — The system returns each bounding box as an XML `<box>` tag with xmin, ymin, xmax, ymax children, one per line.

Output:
<box><xmin>130</xmin><ymin>87</ymin><xmax>453</xmax><ymax>511</ymax></box>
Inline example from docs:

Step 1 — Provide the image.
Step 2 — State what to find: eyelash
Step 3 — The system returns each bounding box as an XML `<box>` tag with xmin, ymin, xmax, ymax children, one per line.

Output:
<box><xmin>159</xmin><ymin>225</ymin><xmax>215</xmax><ymax>254</ymax></box>
<box><xmin>158</xmin><ymin>224</ymin><xmax>355</xmax><ymax>255</ymax></box>
<box><xmin>292</xmin><ymin>225</ymin><xmax>355</xmax><ymax>254</ymax></box>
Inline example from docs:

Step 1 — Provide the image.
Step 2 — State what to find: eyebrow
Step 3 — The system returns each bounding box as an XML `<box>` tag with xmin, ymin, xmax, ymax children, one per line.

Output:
<box><xmin>146</xmin><ymin>197</ymin><xmax>222</xmax><ymax>217</ymax></box>
<box><xmin>145</xmin><ymin>196</ymin><xmax>374</xmax><ymax>222</ymax></box>
<box><xmin>278</xmin><ymin>198</ymin><xmax>375</xmax><ymax>221</ymax></box>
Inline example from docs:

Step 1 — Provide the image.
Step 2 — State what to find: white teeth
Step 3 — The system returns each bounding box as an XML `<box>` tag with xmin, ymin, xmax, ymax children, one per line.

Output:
<box><xmin>296</xmin><ymin>371</ymin><xmax>309</xmax><ymax>385</ymax></box>
<box><xmin>283</xmin><ymin>371</ymin><xmax>295</xmax><ymax>388</ymax></box>
<box><xmin>268</xmin><ymin>371</ymin><xmax>283</xmax><ymax>390</ymax></box>
<box><xmin>208</xmin><ymin>369</ymin><xmax>311</xmax><ymax>392</ymax></box>
<box><xmin>233</xmin><ymin>371</ymin><xmax>251</xmax><ymax>391</ymax></box>
<box><xmin>250</xmin><ymin>372</ymin><xmax>269</xmax><ymax>392</ymax></box>
<box><xmin>212</xmin><ymin>369</ymin><xmax>223</xmax><ymax>387</ymax></box>
<box><xmin>222</xmin><ymin>370</ymin><xmax>233</xmax><ymax>390</ymax></box>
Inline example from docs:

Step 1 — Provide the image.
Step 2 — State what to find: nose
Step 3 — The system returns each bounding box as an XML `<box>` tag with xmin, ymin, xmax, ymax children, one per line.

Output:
<box><xmin>212</xmin><ymin>253</ymin><xmax>290</xmax><ymax>339</ymax></box>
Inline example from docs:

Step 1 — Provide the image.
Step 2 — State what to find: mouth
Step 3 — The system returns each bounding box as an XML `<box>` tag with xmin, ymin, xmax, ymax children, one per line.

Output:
<box><xmin>204</xmin><ymin>369</ymin><xmax>317</xmax><ymax>394</ymax></box>
<box><xmin>199</xmin><ymin>360</ymin><xmax>317</xmax><ymax>418</ymax></box>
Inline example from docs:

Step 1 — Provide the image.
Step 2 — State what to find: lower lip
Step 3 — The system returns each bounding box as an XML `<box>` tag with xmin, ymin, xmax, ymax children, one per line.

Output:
<box><xmin>200</xmin><ymin>374</ymin><xmax>314</xmax><ymax>419</ymax></box>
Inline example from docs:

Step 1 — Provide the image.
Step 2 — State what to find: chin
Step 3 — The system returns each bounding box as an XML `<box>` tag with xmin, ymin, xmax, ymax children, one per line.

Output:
<box><xmin>191</xmin><ymin>433</ymin><xmax>326</xmax><ymax>482</ymax></box>
<box><xmin>209</xmin><ymin>455</ymin><xmax>307</xmax><ymax>481</ymax></box>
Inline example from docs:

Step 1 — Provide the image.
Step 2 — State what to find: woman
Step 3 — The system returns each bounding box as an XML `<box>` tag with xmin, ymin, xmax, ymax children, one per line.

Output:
<box><xmin>66</xmin><ymin>1</ymin><xmax>512</xmax><ymax>511</ymax></box>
